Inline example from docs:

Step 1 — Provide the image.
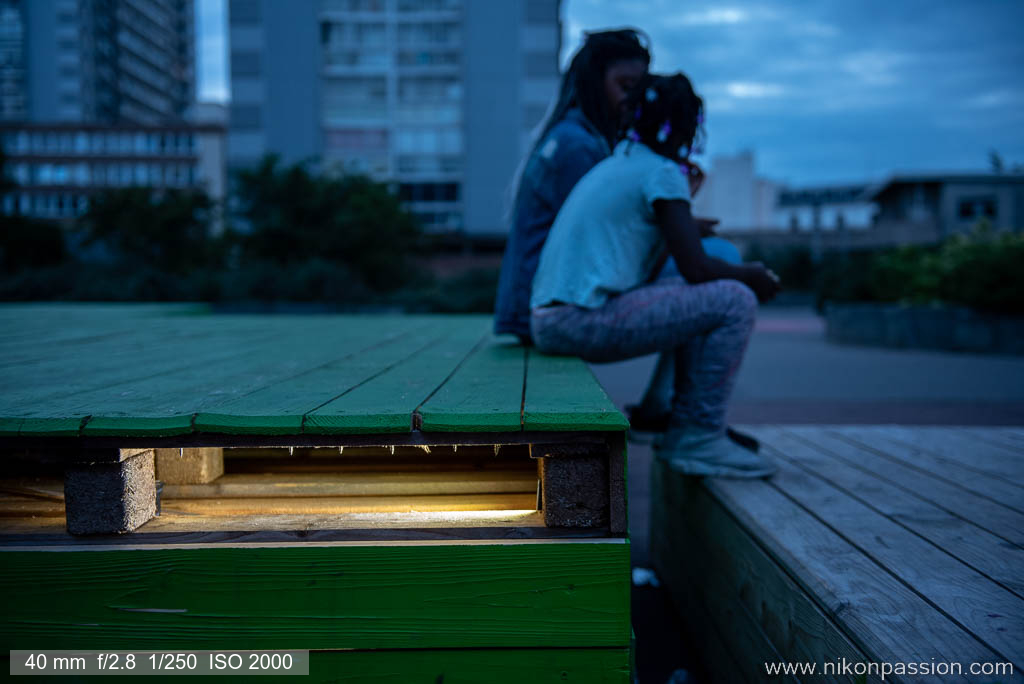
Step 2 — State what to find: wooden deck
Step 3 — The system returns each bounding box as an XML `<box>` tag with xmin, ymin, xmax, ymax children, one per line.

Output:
<box><xmin>0</xmin><ymin>304</ymin><xmax>626</xmax><ymax>439</ymax></box>
<box><xmin>0</xmin><ymin>304</ymin><xmax>632</xmax><ymax>682</ymax></box>
<box><xmin>652</xmin><ymin>425</ymin><xmax>1024</xmax><ymax>684</ymax></box>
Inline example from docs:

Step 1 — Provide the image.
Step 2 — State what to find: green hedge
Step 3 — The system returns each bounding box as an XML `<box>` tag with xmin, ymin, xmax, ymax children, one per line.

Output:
<box><xmin>816</xmin><ymin>228</ymin><xmax>1024</xmax><ymax>315</ymax></box>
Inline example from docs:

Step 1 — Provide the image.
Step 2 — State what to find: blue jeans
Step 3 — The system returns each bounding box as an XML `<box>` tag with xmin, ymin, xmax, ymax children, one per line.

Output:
<box><xmin>531</xmin><ymin>277</ymin><xmax>757</xmax><ymax>430</ymax></box>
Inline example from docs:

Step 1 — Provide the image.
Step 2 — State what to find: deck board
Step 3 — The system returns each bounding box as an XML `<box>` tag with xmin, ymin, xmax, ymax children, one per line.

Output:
<box><xmin>828</xmin><ymin>427</ymin><xmax>1024</xmax><ymax>511</ymax></box>
<box><xmin>754</xmin><ymin>429</ymin><xmax>1024</xmax><ymax>670</ymax></box>
<box><xmin>0</xmin><ymin>306</ymin><xmax>622</xmax><ymax>440</ymax></box>
<box><xmin>416</xmin><ymin>336</ymin><xmax>526</xmax><ymax>432</ymax></box>
<box><xmin>305</xmin><ymin>318</ymin><xmax>487</xmax><ymax>434</ymax></box>
<box><xmin>522</xmin><ymin>350</ymin><xmax>628</xmax><ymax>432</ymax></box>
<box><xmin>653</xmin><ymin>426</ymin><xmax>1024</xmax><ymax>684</ymax></box>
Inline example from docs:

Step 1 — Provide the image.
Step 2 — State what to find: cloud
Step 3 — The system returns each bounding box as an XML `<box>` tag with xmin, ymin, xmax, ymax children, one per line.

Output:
<box><xmin>724</xmin><ymin>81</ymin><xmax>786</xmax><ymax>98</ymax></box>
<box><xmin>667</xmin><ymin>7</ymin><xmax>750</xmax><ymax>26</ymax></box>
<box><xmin>840</xmin><ymin>50</ymin><xmax>911</xmax><ymax>86</ymax></box>
<box><xmin>964</xmin><ymin>89</ymin><xmax>1024</xmax><ymax>110</ymax></box>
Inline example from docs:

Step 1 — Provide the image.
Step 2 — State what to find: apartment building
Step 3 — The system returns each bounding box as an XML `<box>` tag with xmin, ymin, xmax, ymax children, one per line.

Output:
<box><xmin>228</xmin><ymin>0</ymin><xmax>561</xmax><ymax>234</ymax></box>
<box><xmin>2</xmin><ymin>0</ymin><xmax>194</xmax><ymax>125</ymax></box>
<box><xmin>1</xmin><ymin>119</ymin><xmax>226</xmax><ymax>220</ymax></box>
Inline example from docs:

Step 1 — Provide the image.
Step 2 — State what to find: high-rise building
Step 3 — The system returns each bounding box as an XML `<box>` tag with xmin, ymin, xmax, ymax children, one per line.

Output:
<box><xmin>2</xmin><ymin>0</ymin><xmax>194</xmax><ymax>125</ymax></box>
<box><xmin>227</xmin><ymin>0</ymin><xmax>561</xmax><ymax>235</ymax></box>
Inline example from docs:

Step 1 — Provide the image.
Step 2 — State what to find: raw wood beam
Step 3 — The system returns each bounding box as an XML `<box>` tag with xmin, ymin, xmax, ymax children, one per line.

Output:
<box><xmin>155</xmin><ymin>447</ymin><xmax>224</xmax><ymax>485</ymax></box>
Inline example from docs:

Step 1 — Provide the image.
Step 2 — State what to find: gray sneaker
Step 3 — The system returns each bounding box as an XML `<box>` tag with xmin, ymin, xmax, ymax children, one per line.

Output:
<box><xmin>654</xmin><ymin>425</ymin><xmax>777</xmax><ymax>479</ymax></box>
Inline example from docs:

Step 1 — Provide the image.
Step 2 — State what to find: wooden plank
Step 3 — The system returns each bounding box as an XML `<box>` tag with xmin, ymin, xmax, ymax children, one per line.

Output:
<box><xmin>159</xmin><ymin>493</ymin><xmax>537</xmax><ymax>515</ymax></box>
<box><xmin>769</xmin><ymin>428</ymin><xmax>1024</xmax><ymax>547</ymax></box>
<box><xmin>3</xmin><ymin>315</ymin><xmax>432</xmax><ymax>437</ymax></box>
<box><xmin>651</xmin><ymin>464</ymin><xmax>814</xmax><ymax>684</ymax></box>
<box><xmin>155</xmin><ymin>447</ymin><xmax>224</xmax><ymax>485</ymax></box>
<box><xmin>5</xmin><ymin>323</ymin><xmax>287</xmax><ymax>437</ymax></box>
<box><xmin>0</xmin><ymin>511</ymin><xmax>611</xmax><ymax>544</ymax></box>
<box><xmin>865</xmin><ymin>426</ymin><xmax>1024</xmax><ymax>489</ymax></box>
<box><xmin>417</xmin><ymin>336</ymin><xmax>526</xmax><ymax>432</ymax></box>
<box><xmin>162</xmin><ymin>469</ymin><xmax>537</xmax><ymax>498</ymax></box>
<box><xmin>194</xmin><ymin>322</ymin><xmax>448</xmax><ymax>435</ymax></box>
<box><xmin>0</xmin><ymin>541</ymin><xmax>631</xmax><ymax>650</ymax></box>
<box><xmin>523</xmin><ymin>351</ymin><xmax>628</xmax><ymax>432</ymax></box>
<box><xmin>305</xmin><ymin>317</ymin><xmax>488</xmax><ymax>434</ymax></box>
<box><xmin>79</xmin><ymin>317</ymin><xmax>431</xmax><ymax>437</ymax></box>
<box><xmin>651</xmin><ymin>466</ymin><xmax>876</xmax><ymax>684</ymax></box>
<box><xmin>703</xmin><ymin>474</ymin><xmax>1011</xmax><ymax>680</ymax></box>
<box><xmin>302</xmin><ymin>647</ymin><xmax>631</xmax><ymax>684</ymax></box>
<box><xmin>750</xmin><ymin>427</ymin><xmax>1024</xmax><ymax>598</ymax></box>
<box><xmin>754</xmin><ymin>428</ymin><xmax>1024</xmax><ymax>670</ymax></box>
<box><xmin>961</xmin><ymin>427</ymin><xmax>1024</xmax><ymax>454</ymax></box>
<box><xmin>830</xmin><ymin>427</ymin><xmax>1024</xmax><ymax>513</ymax></box>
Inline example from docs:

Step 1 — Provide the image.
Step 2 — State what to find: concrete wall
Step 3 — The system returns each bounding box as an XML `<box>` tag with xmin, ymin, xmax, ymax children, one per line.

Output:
<box><xmin>462</xmin><ymin>1</ymin><xmax>524</xmax><ymax>235</ymax></box>
<box><xmin>23</xmin><ymin>0</ymin><xmax>58</xmax><ymax>121</ymax></box>
<box><xmin>261</xmin><ymin>0</ymin><xmax>320</xmax><ymax>167</ymax></box>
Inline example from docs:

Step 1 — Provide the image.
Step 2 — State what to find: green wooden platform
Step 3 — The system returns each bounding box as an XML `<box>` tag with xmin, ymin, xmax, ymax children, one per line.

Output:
<box><xmin>0</xmin><ymin>304</ymin><xmax>632</xmax><ymax>682</ymax></box>
<box><xmin>0</xmin><ymin>304</ymin><xmax>626</xmax><ymax>440</ymax></box>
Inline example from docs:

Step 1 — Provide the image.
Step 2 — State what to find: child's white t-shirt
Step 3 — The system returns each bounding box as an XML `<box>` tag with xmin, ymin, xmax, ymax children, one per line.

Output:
<box><xmin>530</xmin><ymin>140</ymin><xmax>692</xmax><ymax>310</ymax></box>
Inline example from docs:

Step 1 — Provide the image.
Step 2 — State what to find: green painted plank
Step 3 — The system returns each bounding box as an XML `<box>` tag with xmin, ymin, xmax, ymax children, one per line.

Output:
<box><xmin>523</xmin><ymin>351</ymin><xmax>628</xmax><ymax>431</ymax></box>
<box><xmin>194</xmin><ymin>321</ymin><xmax>450</xmax><ymax>435</ymax></box>
<box><xmin>2</xmin><ymin>323</ymin><xmax>287</xmax><ymax>417</ymax></box>
<box><xmin>4</xmin><ymin>314</ymin><xmax>434</xmax><ymax>437</ymax></box>
<box><xmin>0</xmin><ymin>541</ymin><xmax>631</xmax><ymax>651</ymax></box>
<box><xmin>7</xmin><ymin>327</ymin><xmax>289</xmax><ymax>437</ymax></box>
<box><xmin>304</xmin><ymin>648</ymin><xmax>631</xmax><ymax>683</ymax></box>
<box><xmin>0</xmin><ymin>417</ymin><xmax>23</xmax><ymax>437</ymax></box>
<box><xmin>417</xmin><ymin>336</ymin><xmax>526</xmax><ymax>432</ymax></box>
<box><xmin>81</xmin><ymin>317</ymin><xmax>430</xmax><ymax>437</ymax></box>
<box><xmin>305</xmin><ymin>316</ymin><xmax>489</xmax><ymax>434</ymax></box>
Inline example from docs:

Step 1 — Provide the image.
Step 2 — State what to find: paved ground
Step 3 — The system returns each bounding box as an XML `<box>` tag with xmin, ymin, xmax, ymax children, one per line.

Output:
<box><xmin>590</xmin><ymin>306</ymin><xmax>1024</xmax><ymax>683</ymax></box>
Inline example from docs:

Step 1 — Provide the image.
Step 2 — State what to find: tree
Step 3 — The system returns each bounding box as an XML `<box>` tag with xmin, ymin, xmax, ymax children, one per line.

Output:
<box><xmin>77</xmin><ymin>188</ymin><xmax>220</xmax><ymax>274</ymax></box>
<box><xmin>232</xmin><ymin>155</ymin><xmax>423</xmax><ymax>292</ymax></box>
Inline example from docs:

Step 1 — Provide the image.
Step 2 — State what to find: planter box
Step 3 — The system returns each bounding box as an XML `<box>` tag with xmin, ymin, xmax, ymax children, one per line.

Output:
<box><xmin>825</xmin><ymin>303</ymin><xmax>1024</xmax><ymax>355</ymax></box>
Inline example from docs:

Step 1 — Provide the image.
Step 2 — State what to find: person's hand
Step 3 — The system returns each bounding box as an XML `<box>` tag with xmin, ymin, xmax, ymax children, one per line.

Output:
<box><xmin>694</xmin><ymin>216</ymin><xmax>719</xmax><ymax>238</ymax></box>
<box><xmin>744</xmin><ymin>262</ymin><xmax>782</xmax><ymax>302</ymax></box>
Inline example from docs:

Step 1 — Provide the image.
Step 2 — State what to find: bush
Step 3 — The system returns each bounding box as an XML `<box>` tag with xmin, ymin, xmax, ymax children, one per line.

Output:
<box><xmin>233</xmin><ymin>156</ymin><xmax>425</xmax><ymax>293</ymax></box>
<box><xmin>390</xmin><ymin>268</ymin><xmax>499</xmax><ymax>313</ymax></box>
<box><xmin>814</xmin><ymin>225</ymin><xmax>1024</xmax><ymax>315</ymax></box>
<box><xmin>0</xmin><ymin>215</ymin><xmax>67</xmax><ymax>272</ymax></box>
<box><xmin>744</xmin><ymin>244</ymin><xmax>816</xmax><ymax>291</ymax></box>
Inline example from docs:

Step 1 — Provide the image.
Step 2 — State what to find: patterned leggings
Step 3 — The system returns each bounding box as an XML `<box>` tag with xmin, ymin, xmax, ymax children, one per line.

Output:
<box><xmin>530</xmin><ymin>278</ymin><xmax>757</xmax><ymax>430</ymax></box>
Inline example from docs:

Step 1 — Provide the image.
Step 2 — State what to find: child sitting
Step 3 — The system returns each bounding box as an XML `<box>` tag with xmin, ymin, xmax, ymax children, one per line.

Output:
<box><xmin>529</xmin><ymin>73</ymin><xmax>781</xmax><ymax>478</ymax></box>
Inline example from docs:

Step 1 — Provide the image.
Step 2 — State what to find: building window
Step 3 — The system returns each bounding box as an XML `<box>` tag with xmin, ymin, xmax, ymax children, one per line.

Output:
<box><xmin>957</xmin><ymin>196</ymin><xmax>996</xmax><ymax>221</ymax></box>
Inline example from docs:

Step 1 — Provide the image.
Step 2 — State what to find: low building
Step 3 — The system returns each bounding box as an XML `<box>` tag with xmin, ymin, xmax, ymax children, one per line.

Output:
<box><xmin>1</xmin><ymin>120</ymin><xmax>226</xmax><ymax>221</ymax></box>
<box><xmin>774</xmin><ymin>185</ymin><xmax>876</xmax><ymax>232</ymax></box>
<box><xmin>868</xmin><ymin>173</ymin><xmax>1024</xmax><ymax>242</ymax></box>
<box><xmin>691</xmin><ymin>150</ymin><xmax>778</xmax><ymax>230</ymax></box>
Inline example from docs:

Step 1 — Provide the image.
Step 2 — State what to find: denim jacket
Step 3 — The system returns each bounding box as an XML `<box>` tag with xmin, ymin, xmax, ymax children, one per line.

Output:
<box><xmin>493</xmin><ymin>109</ymin><xmax>610</xmax><ymax>342</ymax></box>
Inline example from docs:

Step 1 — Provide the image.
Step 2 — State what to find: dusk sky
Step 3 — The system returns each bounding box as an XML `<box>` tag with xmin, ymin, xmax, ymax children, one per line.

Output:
<box><xmin>196</xmin><ymin>0</ymin><xmax>1024</xmax><ymax>186</ymax></box>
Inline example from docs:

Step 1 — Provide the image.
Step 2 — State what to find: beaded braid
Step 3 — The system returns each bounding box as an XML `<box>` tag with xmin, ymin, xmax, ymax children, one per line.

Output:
<box><xmin>620</xmin><ymin>73</ymin><xmax>705</xmax><ymax>165</ymax></box>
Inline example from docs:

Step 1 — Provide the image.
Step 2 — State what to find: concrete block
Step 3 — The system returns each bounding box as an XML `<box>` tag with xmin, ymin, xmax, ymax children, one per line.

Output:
<box><xmin>64</xmin><ymin>450</ymin><xmax>156</xmax><ymax>535</ymax></box>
